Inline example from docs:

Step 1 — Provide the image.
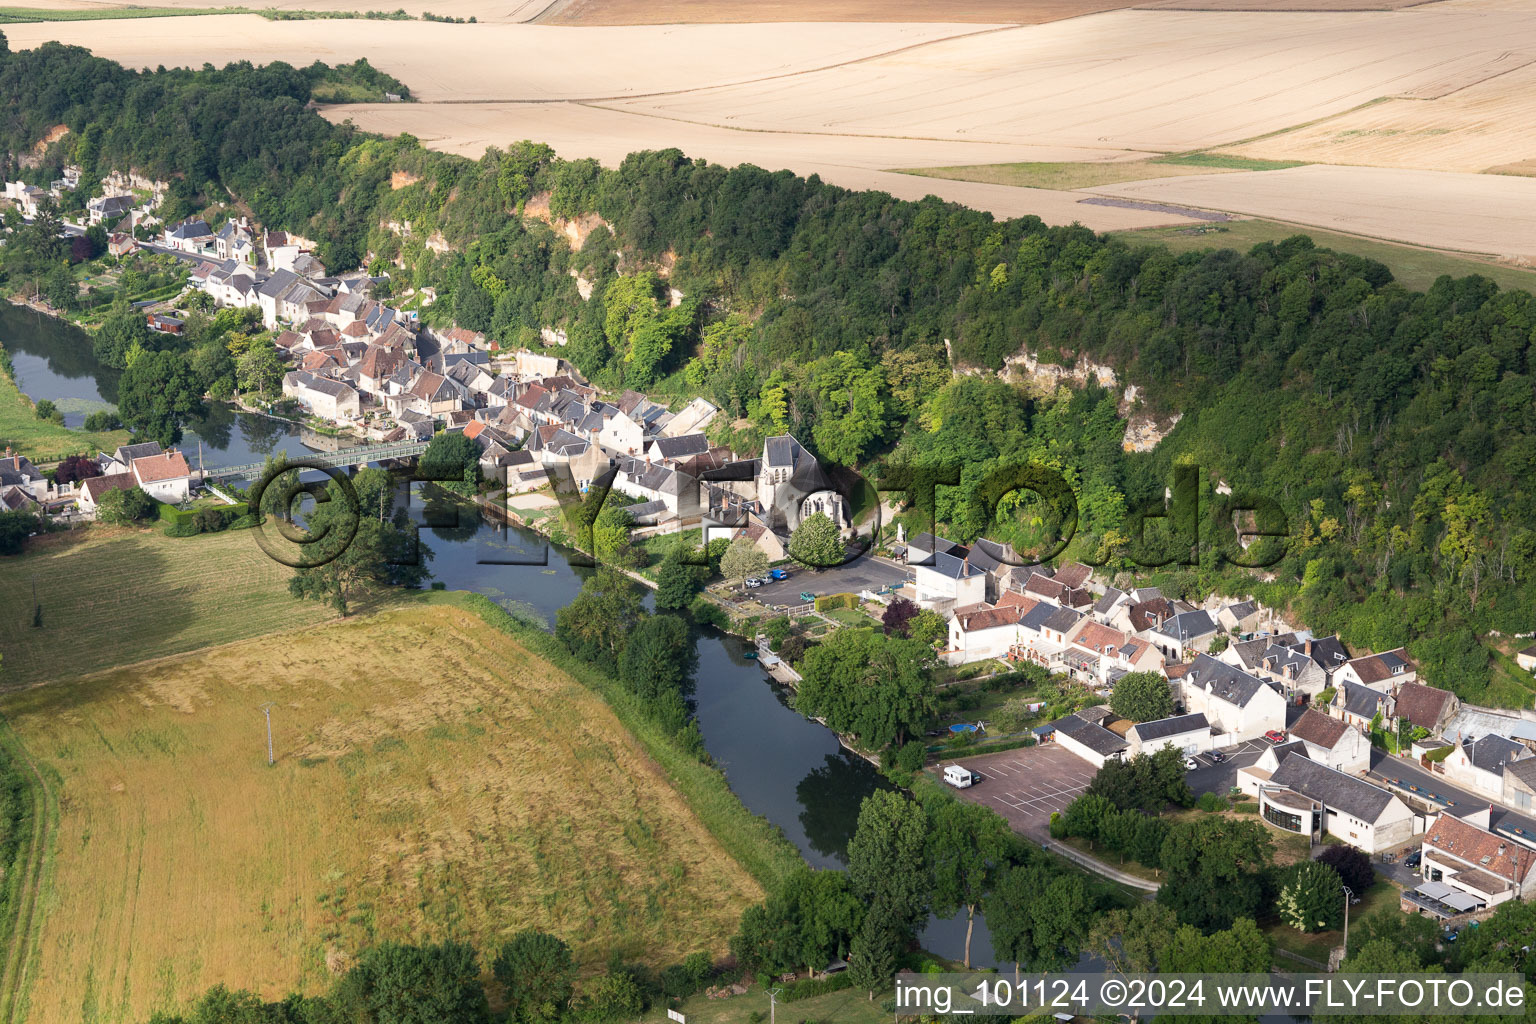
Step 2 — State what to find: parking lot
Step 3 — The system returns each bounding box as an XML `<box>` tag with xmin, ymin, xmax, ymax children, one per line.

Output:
<box><xmin>747</xmin><ymin>555</ymin><xmax>910</xmax><ymax>606</ymax></box>
<box><xmin>941</xmin><ymin>744</ymin><xmax>1098</xmax><ymax>837</ymax></box>
<box><xmin>1184</xmin><ymin>738</ymin><xmax>1270</xmax><ymax>795</ymax></box>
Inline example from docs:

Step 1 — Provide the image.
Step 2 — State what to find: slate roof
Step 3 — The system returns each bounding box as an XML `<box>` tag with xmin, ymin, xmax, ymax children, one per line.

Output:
<box><xmin>1154</xmin><ymin>609</ymin><xmax>1217</xmax><ymax>643</ymax></box>
<box><xmin>650</xmin><ymin>433</ymin><xmax>710</xmax><ymax>461</ymax></box>
<box><xmin>929</xmin><ymin>550</ymin><xmax>985</xmax><ymax>580</ymax></box>
<box><xmin>1224</xmin><ymin>600</ymin><xmax>1258</xmax><ymax>620</ymax></box>
<box><xmin>1184</xmin><ymin>655</ymin><xmax>1269</xmax><ymax>708</ymax></box>
<box><xmin>1019</xmin><ymin>602</ymin><xmax>1058</xmax><ymax>634</ymax></box>
<box><xmin>1289</xmin><ymin>708</ymin><xmax>1351</xmax><ymax>749</ymax></box>
<box><xmin>1226</xmin><ymin>637</ymin><xmax>1270</xmax><ymax>671</ymax></box>
<box><xmin>1295</xmin><ymin>634</ymin><xmax>1351</xmax><ymax>670</ymax></box>
<box><xmin>1270</xmin><ymin>753</ymin><xmax>1399</xmax><ymax>822</ymax></box>
<box><xmin>1041</xmin><ymin>606</ymin><xmax>1083</xmax><ymax>635</ymax></box>
<box><xmin>1505</xmin><ymin>758</ymin><xmax>1536</xmax><ymax>789</ymax></box>
<box><xmin>1462</xmin><ymin>734</ymin><xmax>1527</xmax><ymax>773</ymax></box>
<box><xmin>1339</xmin><ymin>679</ymin><xmax>1391</xmax><ymax>720</ymax></box>
<box><xmin>0</xmin><ymin>454</ymin><xmax>39</xmax><ymax>485</ymax></box>
<box><xmin>1053</xmin><ymin>714</ymin><xmax>1129</xmax><ymax>756</ymax></box>
<box><xmin>1131</xmin><ymin>712</ymin><xmax>1208</xmax><ymax>742</ymax></box>
<box><xmin>1092</xmin><ymin>587</ymin><xmax>1125</xmax><ymax>617</ymax></box>
<box><xmin>763</xmin><ymin>435</ymin><xmax>805</xmax><ymax>468</ymax></box>
<box><xmin>114</xmin><ymin>442</ymin><xmax>163</xmax><ymax>466</ymax></box>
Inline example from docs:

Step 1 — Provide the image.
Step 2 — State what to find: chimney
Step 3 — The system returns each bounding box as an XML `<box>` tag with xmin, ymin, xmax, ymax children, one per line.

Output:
<box><xmin>1305</xmin><ymin>638</ymin><xmax>1312</xmax><ymax>656</ymax></box>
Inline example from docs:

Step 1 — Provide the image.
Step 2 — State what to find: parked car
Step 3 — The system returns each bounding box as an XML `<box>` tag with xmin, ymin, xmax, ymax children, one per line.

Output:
<box><xmin>800</xmin><ymin>591</ymin><xmax>815</xmax><ymax>602</ymax></box>
<box><xmin>1183</xmin><ymin>757</ymin><xmax>1199</xmax><ymax>770</ymax></box>
<box><xmin>1443</xmin><ymin>928</ymin><xmax>1459</xmax><ymax>943</ymax></box>
<box><xmin>769</xmin><ymin>568</ymin><xmax>790</xmax><ymax>581</ymax></box>
<box><xmin>744</xmin><ymin>577</ymin><xmax>763</xmax><ymax>588</ymax></box>
<box><xmin>1405</xmin><ymin>850</ymin><xmax>1422</xmax><ymax>868</ymax></box>
<box><xmin>1208</xmin><ymin>750</ymin><xmax>1226</xmax><ymax>763</ymax></box>
<box><xmin>1264</xmin><ymin>730</ymin><xmax>1287</xmax><ymax>743</ymax></box>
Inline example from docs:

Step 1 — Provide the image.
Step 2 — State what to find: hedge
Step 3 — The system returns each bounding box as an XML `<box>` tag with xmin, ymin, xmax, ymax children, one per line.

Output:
<box><xmin>780</xmin><ymin>971</ymin><xmax>856</xmax><ymax>1003</ymax></box>
<box><xmin>158</xmin><ymin>501</ymin><xmax>250</xmax><ymax>535</ymax></box>
<box><xmin>813</xmin><ymin>592</ymin><xmax>858</xmax><ymax>612</ymax></box>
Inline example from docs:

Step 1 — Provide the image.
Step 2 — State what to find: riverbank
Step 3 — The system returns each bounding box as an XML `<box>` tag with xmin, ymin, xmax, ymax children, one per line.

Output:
<box><xmin>0</xmin><ymin>334</ymin><xmax>129</xmax><ymax>461</ymax></box>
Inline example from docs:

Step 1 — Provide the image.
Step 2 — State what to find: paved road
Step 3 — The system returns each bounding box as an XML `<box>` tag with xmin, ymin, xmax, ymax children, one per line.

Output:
<box><xmin>1367</xmin><ymin>749</ymin><xmax>1536</xmax><ymax>839</ymax></box>
<box><xmin>747</xmin><ymin>555</ymin><xmax>909</xmax><ymax>607</ymax></box>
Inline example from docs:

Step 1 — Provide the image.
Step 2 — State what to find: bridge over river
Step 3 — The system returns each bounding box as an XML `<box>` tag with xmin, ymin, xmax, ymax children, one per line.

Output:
<box><xmin>198</xmin><ymin>438</ymin><xmax>429</xmax><ymax>481</ymax></box>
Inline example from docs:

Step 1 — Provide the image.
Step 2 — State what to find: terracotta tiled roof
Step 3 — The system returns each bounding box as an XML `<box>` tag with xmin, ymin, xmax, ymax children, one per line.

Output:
<box><xmin>132</xmin><ymin>451</ymin><xmax>190</xmax><ymax>483</ymax></box>
<box><xmin>1424</xmin><ymin>813</ymin><xmax>1536</xmax><ymax>885</ymax></box>
<box><xmin>1392</xmin><ymin>681</ymin><xmax>1454</xmax><ymax>730</ymax></box>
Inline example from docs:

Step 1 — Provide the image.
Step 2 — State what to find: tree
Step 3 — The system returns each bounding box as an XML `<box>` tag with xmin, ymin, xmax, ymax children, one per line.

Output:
<box><xmin>286</xmin><ymin>474</ymin><xmax>430</xmax><ymax>615</ymax></box>
<box><xmin>987</xmin><ymin>859</ymin><xmax>1091</xmax><ymax>980</ymax></box>
<box><xmin>1090</xmin><ymin>902</ymin><xmax>1179</xmax><ymax>976</ymax></box>
<box><xmin>846</xmin><ymin>790</ymin><xmax>930</xmax><ymax>936</ymax></box>
<box><xmin>882</xmin><ymin>596</ymin><xmax>918</xmax><ymax>636</ymax></box>
<box><xmin>925</xmin><ymin>798</ymin><xmax>1013</xmax><ymax>968</ymax></box>
<box><xmin>328</xmin><ymin>941</ymin><xmax>490</xmax><ymax>1024</ymax></box>
<box><xmin>1157</xmin><ymin>816</ymin><xmax>1272</xmax><ymax>931</ymax></box>
<box><xmin>788</xmin><ymin>511</ymin><xmax>844</xmax><ymax>568</ymax></box>
<box><xmin>555</xmin><ymin>567</ymin><xmax>643</xmax><ymax>662</ymax></box>
<box><xmin>1315</xmin><ymin>844</ymin><xmax>1374</xmax><ymax>895</ymax></box>
<box><xmin>492</xmin><ymin>930</ymin><xmax>575</xmax><ymax>1024</ymax></box>
<box><xmin>93</xmin><ymin>304</ymin><xmax>153</xmax><ymax>369</ymax></box>
<box><xmin>573</xmin><ymin>973</ymin><xmax>643</xmax><ymax>1023</ymax></box>
<box><xmin>418</xmin><ymin>430</ymin><xmax>480</xmax><ymax>487</ymax></box>
<box><xmin>236</xmin><ymin>338</ymin><xmax>284</xmax><ymax>398</ymax></box>
<box><xmin>846</xmin><ymin>899</ymin><xmax>900</xmax><ymax>1000</ymax></box>
<box><xmin>0</xmin><ymin>511</ymin><xmax>39</xmax><ymax>555</ymax></box>
<box><xmin>117</xmin><ymin>349</ymin><xmax>204</xmax><ymax>447</ymax></box>
<box><xmin>1058</xmin><ymin>793</ymin><xmax>1116</xmax><ymax>848</ymax></box>
<box><xmin>1275</xmin><ymin>859</ymin><xmax>1344</xmax><ymax>933</ymax></box>
<box><xmin>653</xmin><ymin>552</ymin><xmax>700</xmax><ymax>611</ymax></box>
<box><xmin>33</xmin><ymin>398</ymin><xmax>62</xmax><ymax>424</ymax></box>
<box><xmin>795</xmin><ymin>629</ymin><xmax>935</xmax><ymax>749</ymax></box>
<box><xmin>83</xmin><ymin>410</ymin><xmax>122</xmax><ymax>431</ymax></box>
<box><xmin>719</xmin><ymin>536</ymin><xmax>767</xmax><ymax>588</ymax></box>
<box><xmin>908</xmin><ymin>610</ymin><xmax>947</xmax><ymax>647</ymax></box>
<box><xmin>53</xmin><ymin>453</ymin><xmax>100</xmax><ymax>485</ymax></box>
<box><xmin>618</xmin><ymin>612</ymin><xmax>693</xmax><ymax>706</ymax></box>
<box><xmin>1108</xmin><ymin>671</ymin><xmax>1174</xmax><ymax>722</ymax></box>
<box><xmin>95</xmin><ymin>485</ymin><xmax>156</xmax><ymax>525</ymax></box>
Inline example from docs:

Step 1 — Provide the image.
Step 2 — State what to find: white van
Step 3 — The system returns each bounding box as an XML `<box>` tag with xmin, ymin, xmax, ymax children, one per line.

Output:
<box><xmin>943</xmin><ymin>765</ymin><xmax>974</xmax><ymax>789</ymax></box>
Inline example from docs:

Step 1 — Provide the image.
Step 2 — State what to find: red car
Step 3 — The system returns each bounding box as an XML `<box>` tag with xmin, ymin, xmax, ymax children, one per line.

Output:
<box><xmin>1264</xmin><ymin>730</ymin><xmax>1287</xmax><ymax>743</ymax></box>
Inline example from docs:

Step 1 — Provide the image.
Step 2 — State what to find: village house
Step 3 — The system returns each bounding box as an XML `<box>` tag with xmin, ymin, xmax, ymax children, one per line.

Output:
<box><xmin>1333</xmin><ymin>648</ymin><xmax>1417</xmax><ymax>691</ymax></box>
<box><xmin>99</xmin><ymin>442</ymin><xmax>163</xmax><ymax>477</ymax></box>
<box><xmin>1180</xmin><ymin>655</ymin><xmax>1286</xmax><ymax>744</ymax></box>
<box><xmin>1216</xmin><ymin>600</ymin><xmax>1261</xmax><ymax>634</ymax></box>
<box><xmin>1332</xmin><ymin>679</ymin><xmax>1394</xmax><ymax>733</ymax></box>
<box><xmin>1261</xmin><ymin>752</ymin><xmax>1415</xmax><ymax>853</ymax></box>
<box><xmin>1442</xmin><ymin>734</ymin><xmax>1530</xmax><ymax>798</ymax></box>
<box><xmin>76</xmin><ymin>473</ymin><xmax>138</xmax><ymax>516</ymax></box>
<box><xmin>1287</xmin><ymin>708</ymin><xmax>1371</xmax><ymax>774</ymax></box>
<box><xmin>130</xmin><ymin>450</ymin><xmax>192</xmax><ymax>504</ymax></box>
<box><xmin>1126</xmin><ymin>712</ymin><xmax>1211</xmax><ymax>758</ymax></box>
<box><xmin>87</xmin><ymin>193</ymin><xmax>135</xmax><ymax>226</ymax></box>
<box><xmin>1417</xmin><ymin>812</ymin><xmax>1536</xmax><ymax>909</ymax></box>
<box><xmin>1505</xmin><ymin>758</ymin><xmax>1536</xmax><ymax>813</ymax></box>
<box><xmin>107</xmin><ymin>232</ymin><xmax>136</xmax><ymax>257</ymax></box>
<box><xmin>162</xmin><ymin>218</ymin><xmax>214</xmax><ymax>253</ymax></box>
<box><xmin>3</xmin><ymin>182</ymin><xmax>45</xmax><ymax>218</ymax></box>
<box><xmin>282</xmin><ymin>371</ymin><xmax>361</xmax><ymax>421</ymax></box>
<box><xmin>257</xmin><ymin>269</ymin><xmax>331</xmax><ymax>329</ymax></box>
<box><xmin>946</xmin><ymin>602</ymin><xmax>1028</xmax><ymax>666</ymax></box>
<box><xmin>1040</xmin><ymin>710</ymin><xmax>1128</xmax><ymax>768</ymax></box>
<box><xmin>1146</xmin><ymin>609</ymin><xmax>1220</xmax><ymax>662</ymax></box>
<box><xmin>1062</xmin><ymin>619</ymin><xmax>1164</xmax><ymax>687</ymax></box>
<box><xmin>1391</xmin><ymin>681</ymin><xmax>1460</xmax><ymax>736</ymax></box>
<box><xmin>0</xmin><ymin>452</ymin><xmax>47</xmax><ymax>503</ymax></box>
<box><xmin>1516</xmin><ymin>644</ymin><xmax>1536</xmax><ymax>674</ymax></box>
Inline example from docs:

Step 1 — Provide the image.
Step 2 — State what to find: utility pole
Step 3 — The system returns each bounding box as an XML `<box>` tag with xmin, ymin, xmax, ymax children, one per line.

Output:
<box><xmin>768</xmin><ymin>988</ymin><xmax>782</xmax><ymax>1024</ymax></box>
<box><xmin>1342</xmin><ymin>884</ymin><xmax>1352</xmax><ymax>956</ymax></box>
<box><xmin>259</xmin><ymin>703</ymin><xmax>275</xmax><ymax>766</ymax></box>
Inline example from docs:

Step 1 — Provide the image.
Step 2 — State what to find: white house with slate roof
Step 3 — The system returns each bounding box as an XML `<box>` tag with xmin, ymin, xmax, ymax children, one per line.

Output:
<box><xmin>1179</xmin><ymin>654</ymin><xmax>1286</xmax><ymax>744</ymax></box>
<box><xmin>1045</xmin><ymin>712</ymin><xmax>1128</xmax><ymax>768</ymax></box>
<box><xmin>1443</xmin><ymin>734</ymin><xmax>1530</xmax><ymax>798</ymax></box>
<box><xmin>1262</xmin><ymin>753</ymin><xmax>1415</xmax><ymax>853</ymax></box>
<box><xmin>1147</xmin><ymin>609</ymin><xmax>1219</xmax><ymax>661</ymax></box>
<box><xmin>283</xmin><ymin>371</ymin><xmax>361</xmax><ymax>421</ymax></box>
<box><xmin>1127</xmin><ymin>712</ymin><xmax>1211</xmax><ymax>757</ymax></box>
<box><xmin>914</xmin><ymin>550</ymin><xmax>987</xmax><ymax>606</ymax></box>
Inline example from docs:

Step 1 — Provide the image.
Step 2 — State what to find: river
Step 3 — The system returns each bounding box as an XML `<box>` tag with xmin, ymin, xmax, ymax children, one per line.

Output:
<box><xmin>4</xmin><ymin>304</ymin><xmax>1000</xmax><ymax>966</ymax></box>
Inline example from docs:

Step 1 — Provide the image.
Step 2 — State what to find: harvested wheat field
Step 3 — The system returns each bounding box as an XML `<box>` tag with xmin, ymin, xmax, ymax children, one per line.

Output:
<box><xmin>1</xmin><ymin>16</ymin><xmax>992</xmax><ymax>102</ymax></box>
<box><xmin>1219</xmin><ymin>58</ymin><xmax>1536</xmax><ymax>173</ymax></box>
<box><xmin>4</xmin><ymin>600</ymin><xmax>760</xmax><ymax>1024</ymax></box>
<box><xmin>0</xmin><ymin>527</ymin><xmax>334</xmax><ymax>689</ymax></box>
<box><xmin>539</xmin><ymin>0</ymin><xmax>1130</xmax><ymax>25</ymax></box>
<box><xmin>15</xmin><ymin>0</ymin><xmax>584</xmax><ymax>23</ymax></box>
<box><xmin>1085</xmin><ymin>164</ymin><xmax>1536</xmax><ymax>258</ymax></box>
<box><xmin>599</xmin><ymin>8</ymin><xmax>1536</xmax><ymax>152</ymax></box>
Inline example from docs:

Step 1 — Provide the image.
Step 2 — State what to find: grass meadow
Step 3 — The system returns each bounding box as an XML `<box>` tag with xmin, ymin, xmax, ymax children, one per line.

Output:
<box><xmin>1</xmin><ymin>599</ymin><xmax>762</xmax><ymax>1024</ymax></box>
<box><xmin>0</xmin><ymin>527</ymin><xmax>332</xmax><ymax>689</ymax></box>
<box><xmin>0</xmin><ymin>357</ymin><xmax>129</xmax><ymax>463</ymax></box>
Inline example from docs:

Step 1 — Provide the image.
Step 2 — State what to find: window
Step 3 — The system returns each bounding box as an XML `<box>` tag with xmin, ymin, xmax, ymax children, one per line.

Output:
<box><xmin>1264</xmin><ymin>802</ymin><xmax>1303</xmax><ymax>833</ymax></box>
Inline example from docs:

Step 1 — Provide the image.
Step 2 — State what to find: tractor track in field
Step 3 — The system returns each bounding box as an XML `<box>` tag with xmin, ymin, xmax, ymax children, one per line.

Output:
<box><xmin>0</xmin><ymin>717</ymin><xmax>55</xmax><ymax>1024</ymax></box>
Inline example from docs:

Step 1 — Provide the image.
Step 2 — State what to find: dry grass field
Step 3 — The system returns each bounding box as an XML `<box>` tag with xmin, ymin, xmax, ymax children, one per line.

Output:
<box><xmin>2</xmin><ymin>600</ymin><xmax>761</xmax><ymax>1024</ymax></box>
<box><xmin>0</xmin><ymin>17</ymin><xmax>992</xmax><ymax>102</ymax></box>
<box><xmin>12</xmin><ymin>0</ymin><xmax>569</xmax><ymax>23</ymax></box>
<box><xmin>0</xmin><ymin>528</ymin><xmax>335</xmax><ymax>690</ymax></box>
<box><xmin>540</xmin><ymin>0</ymin><xmax>1128</xmax><ymax>25</ymax></box>
<box><xmin>1085</xmin><ymin>164</ymin><xmax>1536</xmax><ymax>258</ymax></box>
<box><xmin>892</xmin><ymin>157</ymin><xmax>1254</xmax><ymax>190</ymax></box>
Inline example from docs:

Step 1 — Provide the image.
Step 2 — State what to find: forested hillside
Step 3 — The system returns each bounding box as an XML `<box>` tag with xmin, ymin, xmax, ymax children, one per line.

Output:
<box><xmin>3</xmin><ymin>35</ymin><xmax>1534</xmax><ymax>705</ymax></box>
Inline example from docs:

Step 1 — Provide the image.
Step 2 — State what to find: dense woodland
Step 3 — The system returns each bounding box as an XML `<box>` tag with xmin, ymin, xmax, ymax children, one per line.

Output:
<box><xmin>4</xmin><ymin>36</ymin><xmax>1536</xmax><ymax>704</ymax></box>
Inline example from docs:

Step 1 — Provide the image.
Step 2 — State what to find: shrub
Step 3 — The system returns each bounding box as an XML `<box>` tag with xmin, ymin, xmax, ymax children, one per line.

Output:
<box><xmin>813</xmin><ymin>592</ymin><xmax>858</xmax><ymax>612</ymax></box>
<box><xmin>1196</xmin><ymin>791</ymin><xmax>1229</xmax><ymax>813</ymax></box>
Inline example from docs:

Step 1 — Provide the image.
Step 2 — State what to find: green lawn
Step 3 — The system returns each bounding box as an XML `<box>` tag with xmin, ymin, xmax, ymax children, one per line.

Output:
<box><xmin>0</xmin><ymin>527</ymin><xmax>333</xmax><ymax>689</ymax></box>
<box><xmin>1111</xmin><ymin>219</ymin><xmax>1536</xmax><ymax>293</ymax></box>
<box><xmin>1266</xmin><ymin>877</ymin><xmax>1397</xmax><ymax>967</ymax></box>
<box><xmin>0</xmin><ymin>355</ymin><xmax>129</xmax><ymax>462</ymax></box>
